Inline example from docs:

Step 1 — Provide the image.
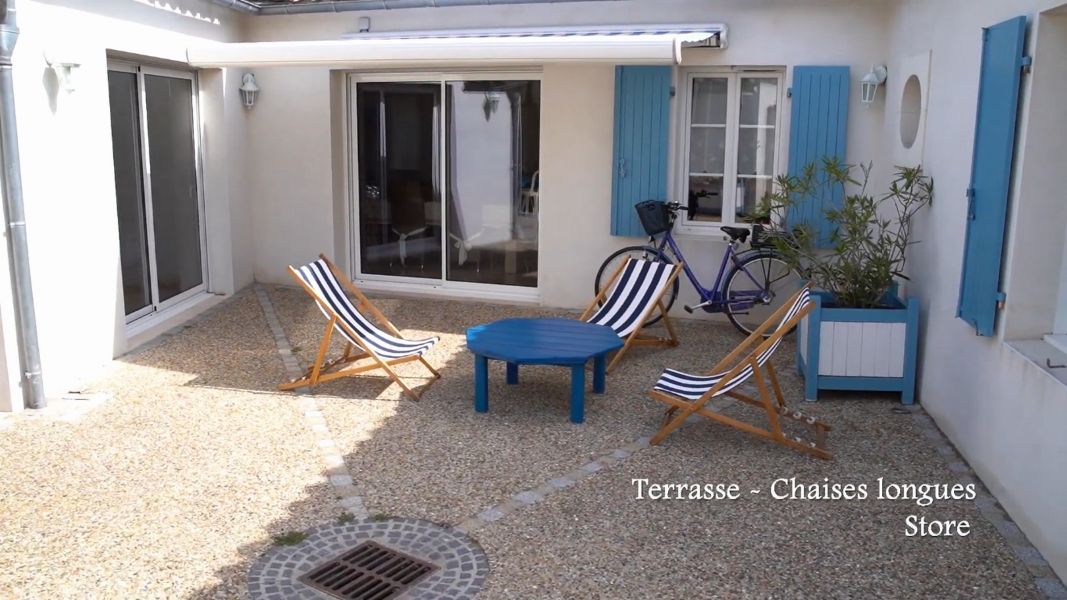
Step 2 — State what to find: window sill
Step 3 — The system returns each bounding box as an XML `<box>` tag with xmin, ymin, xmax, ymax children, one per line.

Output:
<box><xmin>1006</xmin><ymin>338</ymin><xmax>1067</xmax><ymax>388</ymax></box>
<box><xmin>1043</xmin><ymin>334</ymin><xmax>1067</xmax><ymax>356</ymax></box>
<box><xmin>673</xmin><ymin>223</ymin><xmax>756</xmax><ymax>244</ymax></box>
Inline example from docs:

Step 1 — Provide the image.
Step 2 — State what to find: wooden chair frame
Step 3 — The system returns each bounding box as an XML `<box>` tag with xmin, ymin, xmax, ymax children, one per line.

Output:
<box><xmin>279</xmin><ymin>255</ymin><xmax>441</xmax><ymax>401</ymax></box>
<box><xmin>647</xmin><ymin>286</ymin><xmax>832</xmax><ymax>459</ymax></box>
<box><xmin>579</xmin><ymin>259</ymin><xmax>683</xmax><ymax>373</ymax></box>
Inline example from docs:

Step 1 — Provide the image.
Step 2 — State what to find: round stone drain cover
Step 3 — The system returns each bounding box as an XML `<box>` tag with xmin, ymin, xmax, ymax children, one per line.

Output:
<box><xmin>248</xmin><ymin>517</ymin><xmax>488</xmax><ymax>600</ymax></box>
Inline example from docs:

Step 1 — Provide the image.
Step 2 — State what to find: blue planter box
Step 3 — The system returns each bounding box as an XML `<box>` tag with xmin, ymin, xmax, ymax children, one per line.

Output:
<box><xmin>796</xmin><ymin>291</ymin><xmax>919</xmax><ymax>405</ymax></box>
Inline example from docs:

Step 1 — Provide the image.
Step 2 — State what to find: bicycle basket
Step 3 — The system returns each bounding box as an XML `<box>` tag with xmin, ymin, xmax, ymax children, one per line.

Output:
<box><xmin>634</xmin><ymin>200</ymin><xmax>672</xmax><ymax>236</ymax></box>
<box><xmin>750</xmin><ymin>223</ymin><xmax>780</xmax><ymax>249</ymax></box>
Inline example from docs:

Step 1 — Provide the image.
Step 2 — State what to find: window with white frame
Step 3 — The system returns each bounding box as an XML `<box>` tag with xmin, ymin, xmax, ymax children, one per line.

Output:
<box><xmin>679</xmin><ymin>71</ymin><xmax>783</xmax><ymax>228</ymax></box>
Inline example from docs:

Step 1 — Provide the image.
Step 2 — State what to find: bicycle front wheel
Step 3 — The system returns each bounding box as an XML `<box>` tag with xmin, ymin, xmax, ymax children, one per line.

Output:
<box><xmin>723</xmin><ymin>252</ymin><xmax>803</xmax><ymax>336</ymax></box>
<box><xmin>594</xmin><ymin>245</ymin><xmax>679</xmax><ymax>326</ymax></box>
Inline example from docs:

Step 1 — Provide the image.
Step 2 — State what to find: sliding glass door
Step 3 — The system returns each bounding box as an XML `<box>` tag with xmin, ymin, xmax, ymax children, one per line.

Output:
<box><xmin>108</xmin><ymin>63</ymin><xmax>205</xmax><ymax>321</ymax></box>
<box><xmin>352</xmin><ymin>75</ymin><xmax>540</xmax><ymax>290</ymax></box>
<box><xmin>356</xmin><ymin>83</ymin><xmax>442</xmax><ymax>280</ymax></box>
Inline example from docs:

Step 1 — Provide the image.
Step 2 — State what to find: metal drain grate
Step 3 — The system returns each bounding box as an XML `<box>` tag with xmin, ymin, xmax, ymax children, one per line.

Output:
<box><xmin>298</xmin><ymin>541</ymin><xmax>438</xmax><ymax>600</ymax></box>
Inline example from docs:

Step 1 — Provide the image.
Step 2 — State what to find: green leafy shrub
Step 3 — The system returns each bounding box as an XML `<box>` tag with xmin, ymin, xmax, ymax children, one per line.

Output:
<box><xmin>761</xmin><ymin>157</ymin><xmax>933</xmax><ymax>308</ymax></box>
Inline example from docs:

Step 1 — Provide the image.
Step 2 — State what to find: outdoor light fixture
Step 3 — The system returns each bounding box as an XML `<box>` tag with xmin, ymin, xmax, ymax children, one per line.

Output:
<box><xmin>860</xmin><ymin>65</ymin><xmax>888</xmax><ymax>104</ymax></box>
<box><xmin>239</xmin><ymin>73</ymin><xmax>259</xmax><ymax>109</ymax></box>
<box><xmin>44</xmin><ymin>51</ymin><xmax>80</xmax><ymax>93</ymax></box>
<box><xmin>482</xmin><ymin>92</ymin><xmax>499</xmax><ymax>121</ymax></box>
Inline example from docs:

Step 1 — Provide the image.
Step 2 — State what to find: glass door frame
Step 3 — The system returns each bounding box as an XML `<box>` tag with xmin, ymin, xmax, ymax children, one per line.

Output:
<box><xmin>347</xmin><ymin>70</ymin><xmax>542</xmax><ymax>298</ymax></box>
<box><xmin>109</xmin><ymin>60</ymin><xmax>209</xmax><ymax>323</ymax></box>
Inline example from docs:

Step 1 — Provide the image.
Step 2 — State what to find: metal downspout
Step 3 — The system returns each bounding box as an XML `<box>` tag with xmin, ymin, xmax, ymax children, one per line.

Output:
<box><xmin>0</xmin><ymin>0</ymin><xmax>45</xmax><ymax>409</ymax></box>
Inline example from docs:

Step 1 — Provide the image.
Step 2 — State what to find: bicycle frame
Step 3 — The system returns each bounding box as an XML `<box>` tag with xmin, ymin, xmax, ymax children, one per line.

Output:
<box><xmin>650</xmin><ymin>228</ymin><xmax>769</xmax><ymax>313</ymax></box>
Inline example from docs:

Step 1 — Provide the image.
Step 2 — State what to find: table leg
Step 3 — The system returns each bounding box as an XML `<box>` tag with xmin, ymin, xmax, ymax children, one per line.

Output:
<box><xmin>506</xmin><ymin>362</ymin><xmax>519</xmax><ymax>385</ymax></box>
<box><xmin>475</xmin><ymin>355</ymin><xmax>489</xmax><ymax>413</ymax></box>
<box><xmin>570</xmin><ymin>365</ymin><xmax>585</xmax><ymax>424</ymax></box>
<box><xmin>593</xmin><ymin>355</ymin><xmax>606</xmax><ymax>394</ymax></box>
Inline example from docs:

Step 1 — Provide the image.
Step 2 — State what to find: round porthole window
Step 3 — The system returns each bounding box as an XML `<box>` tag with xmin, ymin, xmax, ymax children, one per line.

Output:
<box><xmin>900</xmin><ymin>75</ymin><xmax>922</xmax><ymax>149</ymax></box>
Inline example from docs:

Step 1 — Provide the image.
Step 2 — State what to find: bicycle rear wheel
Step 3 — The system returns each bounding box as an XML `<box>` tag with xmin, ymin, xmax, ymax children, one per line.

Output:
<box><xmin>723</xmin><ymin>252</ymin><xmax>803</xmax><ymax>336</ymax></box>
<box><xmin>594</xmin><ymin>245</ymin><xmax>679</xmax><ymax>326</ymax></box>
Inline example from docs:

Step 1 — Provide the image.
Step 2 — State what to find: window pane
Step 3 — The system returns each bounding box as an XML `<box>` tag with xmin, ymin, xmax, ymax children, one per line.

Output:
<box><xmin>737</xmin><ymin>128</ymin><xmax>776</xmax><ymax>176</ymax></box>
<box><xmin>739</xmin><ymin>77</ymin><xmax>778</xmax><ymax>126</ymax></box>
<box><xmin>736</xmin><ymin>177</ymin><xmax>774</xmax><ymax>220</ymax></box>
<box><xmin>687</xmin><ymin>176</ymin><xmax>723</xmax><ymax>222</ymax></box>
<box><xmin>445</xmin><ymin>81</ymin><xmax>539</xmax><ymax>287</ymax></box>
<box><xmin>144</xmin><ymin>74</ymin><xmax>203</xmax><ymax>303</ymax></box>
<box><xmin>107</xmin><ymin>70</ymin><xmax>151</xmax><ymax>316</ymax></box>
<box><xmin>689</xmin><ymin>127</ymin><xmax>726</xmax><ymax>174</ymax></box>
<box><xmin>690</xmin><ymin>77</ymin><xmax>728</xmax><ymax>125</ymax></box>
<box><xmin>357</xmin><ymin>83</ymin><xmax>443</xmax><ymax>279</ymax></box>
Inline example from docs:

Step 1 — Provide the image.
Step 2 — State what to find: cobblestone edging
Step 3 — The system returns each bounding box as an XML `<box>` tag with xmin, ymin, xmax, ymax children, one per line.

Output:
<box><xmin>248</xmin><ymin>518</ymin><xmax>488</xmax><ymax>600</ymax></box>
<box><xmin>908</xmin><ymin>407</ymin><xmax>1067</xmax><ymax>600</ymax></box>
<box><xmin>254</xmin><ymin>285</ymin><xmax>368</xmax><ymax>519</ymax></box>
<box><xmin>453</xmin><ymin>395</ymin><xmax>735</xmax><ymax>537</ymax></box>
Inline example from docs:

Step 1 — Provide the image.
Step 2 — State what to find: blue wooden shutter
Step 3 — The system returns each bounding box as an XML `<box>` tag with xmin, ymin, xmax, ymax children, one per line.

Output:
<box><xmin>610</xmin><ymin>66</ymin><xmax>671</xmax><ymax>236</ymax></box>
<box><xmin>786</xmin><ymin>66</ymin><xmax>850</xmax><ymax>248</ymax></box>
<box><xmin>957</xmin><ymin>16</ymin><xmax>1028</xmax><ymax>336</ymax></box>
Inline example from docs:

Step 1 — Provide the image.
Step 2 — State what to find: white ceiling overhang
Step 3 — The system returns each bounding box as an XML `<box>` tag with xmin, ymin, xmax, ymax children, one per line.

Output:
<box><xmin>186</xmin><ymin>25</ymin><xmax>727</xmax><ymax>68</ymax></box>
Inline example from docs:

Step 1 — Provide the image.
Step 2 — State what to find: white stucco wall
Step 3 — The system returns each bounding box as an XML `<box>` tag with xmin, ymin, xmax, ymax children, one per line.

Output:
<box><xmin>883</xmin><ymin>0</ymin><xmax>1067</xmax><ymax>579</ymax></box>
<box><xmin>241</xmin><ymin>0</ymin><xmax>890</xmax><ymax>314</ymax></box>
<box><xmin>0</xmin><ymin>0</ymin><xmax>251</xmax><ymax>410</ymax></box>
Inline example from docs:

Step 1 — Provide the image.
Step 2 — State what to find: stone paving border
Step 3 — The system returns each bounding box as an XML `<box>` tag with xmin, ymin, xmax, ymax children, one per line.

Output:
<box><xmin>907</xmin><ymin>407</ymin><xmax>1067</xmax><ymax>600</ymax></box>
<box><xmin>454</xmin><ymin>434</ymin><xmax>651</xmax><ymax>536</ymax></box>
<box><xmin>453</xmin><ymin>395</ymin><xmax>735</xmax><ymax>536</ymax></box>
<box><xmin>255</xmin><ymin>284</ymin><xmax>368</xmax><ymax>519</ymax></box>
<box><xmin>248</xmin><ymin>518</ymin><xmax>489</xmax><ymax>600</ymax></box>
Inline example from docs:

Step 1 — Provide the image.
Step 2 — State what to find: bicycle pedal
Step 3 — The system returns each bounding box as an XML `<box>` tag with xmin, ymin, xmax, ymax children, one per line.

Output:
<box><xmin>683</xmin><ymin>305</ymin><xmax>695</xmax><ymax>314</ymax></box>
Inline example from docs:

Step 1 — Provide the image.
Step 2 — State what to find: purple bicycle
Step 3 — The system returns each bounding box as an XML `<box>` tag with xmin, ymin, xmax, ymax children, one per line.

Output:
<box><xmin>594</xmin><ymin>200</ymin><xmax>802</xmax><ymax>336</ymax></box>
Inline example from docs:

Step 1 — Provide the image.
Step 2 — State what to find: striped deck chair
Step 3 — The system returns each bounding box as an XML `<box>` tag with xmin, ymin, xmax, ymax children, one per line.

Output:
<box><xmin>280</xmin><ymin>255</ymin><xmax>441</xmax><ymax>400</ymax></box>
<box><xmin>579</xmin><ymin>257</ymin><xmax>683</xmax><ymax>373</ymax></box>
<box><xmin>647</xmin><ymin>286</ymin><xmax>832</xmax><ymax>459</ymax></box>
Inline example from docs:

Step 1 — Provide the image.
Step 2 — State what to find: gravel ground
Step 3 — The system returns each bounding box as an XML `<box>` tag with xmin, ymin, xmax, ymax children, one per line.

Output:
<box><xmin>268</xmin><ymin>285</ymin><xmax>703</xmax><ymax>526</ymax></box>
<box><xmin>269</xmin><ymin>284</ymin><xmax>1041</xmax><ymax>599</ymax></box>
<box><xmin>0</xmin><ymin>291</ymin><xmax>336</xmax><ymax>599</ymax></box>
<box><xmin>0</xmin><ymin>285</ymin><xmax>1046</xmax><ymax>599</ymax></box>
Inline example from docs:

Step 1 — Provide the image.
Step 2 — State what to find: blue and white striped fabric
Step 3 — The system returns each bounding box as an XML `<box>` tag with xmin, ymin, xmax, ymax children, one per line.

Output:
<box><xmin>295</xmin><ymin>259</ymin><xmax>438</xmax><ymax>360</ymax></box>
<box><xmin>586</xmin><ymin>258</ymin><xmax>676</xmax><ymax>337</ymax></box>
<box><xmin>653</xmin><ymin>287</ymin><xmax>811</xmax><ymax>400</ymax></box>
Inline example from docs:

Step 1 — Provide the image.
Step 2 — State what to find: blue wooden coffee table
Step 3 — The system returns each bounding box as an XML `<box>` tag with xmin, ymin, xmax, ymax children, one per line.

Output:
<box><xmin>466</xmin><ymin>318</ymin><xmax>624</xmax><ymax>423</ymax></box>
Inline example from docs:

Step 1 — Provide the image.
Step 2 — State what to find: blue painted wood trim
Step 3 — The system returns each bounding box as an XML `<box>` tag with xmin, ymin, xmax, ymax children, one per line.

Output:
<box><xmin>570</xmin><ymin>365</ymin><xmax>586</xmax><ymax>424</ymax></box>
<box><xmin>786</xmin><ymin>66</ymin><xmax>850</xmax><ymax>248</ymax></box>
<box><xmin>474</xmin><ymin>354</ymin><xmax>489</xmax><ymax>413</ymax></box>
<box><xmin>795</xmin><ymin>292</ymin><xmax>919</xmax><ymax>405</ymax></box>
<box><xmin>816</xmin><ymin>307</ymin><xmax>910</xmax><ymax>323</ymax></box>
<box><xmin>611</xmin><ymin>66</ymin><xmax>627</xmax><ymax>235</ymax></box>
<box><xmin>803</xmin><ymin>294</ymin><xmax>822</xmax><ymax>402</ymax></box>
<box><xmin>956</xmin><ymin>15</ymin><xmax>1028</xmax><ymax>336</ymax></box>
<box><xmin>900</xmin><ymin>297</ymin><xmax>920</xmax><ymax>405</ymax></box>
<box><xmin>593</xmin><ymin>355</ymin><xmax>606</xmax><ymax>394</ymax></box>
<box><xmin>611</xmin><ymin>65</ymin><xmax>672</xmax><ymax>237</ymax></box>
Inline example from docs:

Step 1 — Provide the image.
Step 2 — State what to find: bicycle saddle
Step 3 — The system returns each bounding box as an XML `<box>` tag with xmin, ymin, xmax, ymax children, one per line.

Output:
<box><xmin>720</xmin><ymin>226</ymin><xmax>750</xmax><ymax>243</ymax></box>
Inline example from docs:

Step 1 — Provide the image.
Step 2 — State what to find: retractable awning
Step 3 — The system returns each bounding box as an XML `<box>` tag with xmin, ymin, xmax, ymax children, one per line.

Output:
<box><xmin>186</xmin><ymin>25</ymin><xmax>727</xmax><ymax>68</ymax></box>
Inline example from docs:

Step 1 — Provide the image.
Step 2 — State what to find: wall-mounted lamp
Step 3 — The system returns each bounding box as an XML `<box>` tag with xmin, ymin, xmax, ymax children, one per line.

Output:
<box><xmin>482</xmin><ymin>92</ymin><xmax>499</xmax><ymax>121</ymax></box>
<box><xmin>860</xmin><ymin>65</ymin><xmax>888</xmax><ymax>104</ymax></box>
<box><xmin>239</xmin><ymin>73</ymin><xmax>259</xmax><ymax>109</ymax></box>
<box><xmin>44</xmin><ymin>51</ymin><xmax>80</xmax><ymax>93</ymax></box>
